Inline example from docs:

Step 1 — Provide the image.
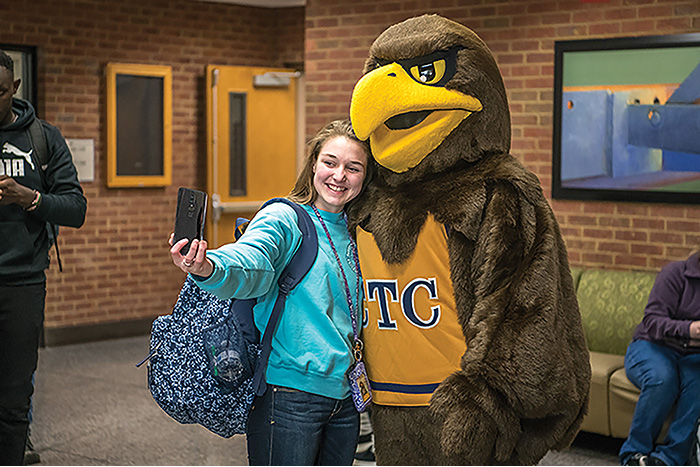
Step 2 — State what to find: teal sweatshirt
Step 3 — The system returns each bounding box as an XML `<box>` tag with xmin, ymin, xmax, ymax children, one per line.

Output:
<box><xmin>193</xmin><ymin>202</ymin><xmax>362</xmax><ymax>400</ymax></box>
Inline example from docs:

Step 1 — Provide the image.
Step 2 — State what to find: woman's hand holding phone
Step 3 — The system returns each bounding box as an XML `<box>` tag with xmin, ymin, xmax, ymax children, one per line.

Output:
<box><xmin>170</xmin><ymin>187</ymin><xmax>212</xmax><ymax>277</ymax></box>
<box><xmin>169</xmin><ymin>233</ymin><xmax>214</xmax><ymax>277</ymax></box>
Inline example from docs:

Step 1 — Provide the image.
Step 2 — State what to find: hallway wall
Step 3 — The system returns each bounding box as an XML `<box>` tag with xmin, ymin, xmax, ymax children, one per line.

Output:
<box><xmin>2</xmin><ymin>0</ymin><xmax>304</xmax><ymax>340</ymax></box>
<box><xmin>3</xmin><ymin>0</ymin><xmax>699</xmax><ymax>342</ymax></box>
<box><xmin>303</xmin><ymin>0</ymin><xmax>700</xmax><ymax>271</ymax></box>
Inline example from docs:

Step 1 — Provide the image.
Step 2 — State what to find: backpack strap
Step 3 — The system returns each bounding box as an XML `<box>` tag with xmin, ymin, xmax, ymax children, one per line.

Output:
<box><xmin>251</xmin><ymin>197</ymin><xmax>318</xmax><ymax>396</ymax></box>
<box><xmin>27</xmin><ymin>118</ymin><xmax>49</xmax><ymax>172</ymax></box>
<box><xmin>234</xmin><ymin>217</ymin><xmax>249</xmax><ymax>240</ymax></box>
<box><xmin>26</xmin><ymin>118</ymin><xmax>63</xmax><ymax>272</ymax></box>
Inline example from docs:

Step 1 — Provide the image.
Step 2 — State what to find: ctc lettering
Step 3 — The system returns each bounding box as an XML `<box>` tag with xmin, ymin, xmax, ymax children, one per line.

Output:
<box><xmin>365</xmin><ymin>278</ymin><xmax>441</xmax><ymax>330</ymax></box>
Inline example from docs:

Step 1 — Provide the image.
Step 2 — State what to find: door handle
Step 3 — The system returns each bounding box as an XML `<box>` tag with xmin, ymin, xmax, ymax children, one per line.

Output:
<box><xmin>212</xmin><ymin>193</ymin><xmax>264</xmax><ymax>221</ymax></box>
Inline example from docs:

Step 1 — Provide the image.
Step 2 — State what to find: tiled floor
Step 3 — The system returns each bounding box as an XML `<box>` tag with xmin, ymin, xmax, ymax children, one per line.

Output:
<box><xmin>27</xmin><ymin>335</ymin><xmax>622</xmax><ymax>465</ymax></box>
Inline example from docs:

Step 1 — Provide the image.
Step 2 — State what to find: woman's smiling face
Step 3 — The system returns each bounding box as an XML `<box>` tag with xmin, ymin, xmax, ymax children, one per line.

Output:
<box><xmin>312</xmin><ymin>136</ymin><xmax>368</xmax><ymax>213</ymax></box>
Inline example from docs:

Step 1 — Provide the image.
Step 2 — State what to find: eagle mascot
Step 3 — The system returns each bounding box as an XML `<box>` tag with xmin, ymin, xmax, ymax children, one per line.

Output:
<box><xmin>348</xmin><ymin>14</ymin><xmax>591</xmax><ymax>465</ymax></box>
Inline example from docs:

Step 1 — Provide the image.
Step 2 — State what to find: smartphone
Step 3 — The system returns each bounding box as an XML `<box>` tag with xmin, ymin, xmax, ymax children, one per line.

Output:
<box><xmin>173</xmin><ymin>187</ymin><xmax>207</xmax><ymax>255</ymax></box>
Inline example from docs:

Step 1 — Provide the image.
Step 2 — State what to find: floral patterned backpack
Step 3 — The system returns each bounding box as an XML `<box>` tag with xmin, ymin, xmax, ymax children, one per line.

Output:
<box><xmin>137</xmin><ymin>198</ymin><xmax>317</xmax><ymax>437</ymax></box>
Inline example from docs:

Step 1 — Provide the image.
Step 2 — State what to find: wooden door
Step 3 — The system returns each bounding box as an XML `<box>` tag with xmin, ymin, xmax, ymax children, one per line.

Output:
<box><xmin>206</xmin><ymin>65</ymin><xmax>301</xmax><ymax>247</ymax></box>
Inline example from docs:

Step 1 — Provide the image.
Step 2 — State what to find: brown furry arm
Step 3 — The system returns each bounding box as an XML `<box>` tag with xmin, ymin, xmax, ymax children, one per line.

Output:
<box><xmin>431</xmin><ymin>372</ymin><xmax>520</xmax><ymax>464</ymax></box>
<box><xmin>431</xmin><ymin>181</ymin><xmax>590</xmax><ymax>464</ymax></box>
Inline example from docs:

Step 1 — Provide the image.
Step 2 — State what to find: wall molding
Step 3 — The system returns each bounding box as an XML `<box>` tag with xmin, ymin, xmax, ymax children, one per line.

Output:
<box><xmin>43</xmin><ymin>317</ymin><xmax>156</xmax><ymax>347</ymax></box>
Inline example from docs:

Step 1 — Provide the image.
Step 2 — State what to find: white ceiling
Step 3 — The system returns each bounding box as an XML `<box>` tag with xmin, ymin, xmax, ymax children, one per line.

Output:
<box><xmin>195</xmin><ymin>0</ymin><xmax>305</xmax><ymax>7</ymax></box>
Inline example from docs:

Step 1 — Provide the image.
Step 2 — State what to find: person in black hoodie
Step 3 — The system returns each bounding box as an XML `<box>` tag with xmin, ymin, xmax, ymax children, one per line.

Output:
<box><xmin>0</xmin><ymin>50</ymin><xmax>86</xmax><ymax>465</ymax></box>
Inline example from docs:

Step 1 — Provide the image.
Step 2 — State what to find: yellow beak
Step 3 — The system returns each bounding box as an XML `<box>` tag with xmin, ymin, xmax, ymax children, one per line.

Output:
<box><xmin>350</xmin><ymin>62</ymin><xmax>482</xmax><ymax>173</ymax></box>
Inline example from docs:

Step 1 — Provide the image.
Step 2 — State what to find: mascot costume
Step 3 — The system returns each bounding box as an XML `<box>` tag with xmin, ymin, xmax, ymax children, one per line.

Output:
<box><xmin>348</xmin><ymin>14</ymin><xmax>591</xmax><ymax>465</ymax></box>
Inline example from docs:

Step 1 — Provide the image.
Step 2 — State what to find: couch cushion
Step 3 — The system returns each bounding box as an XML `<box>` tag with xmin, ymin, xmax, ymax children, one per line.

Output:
<box><xmin>580</xmin><ymin>351</ymin><xmax>625</xmax><ymax>436</ymax></box>
<box><xmin>609</xmin><ymin>367</ymin><xmax>640</xmax><ymax>439</ymax></box>
<box><xmin>609</xmin><ymin>367</ymin><xmax>671</xmax><ymax>441</ymax></box>
<box><xmin>577</xmin><ymin>270</ymin><xmax>657</xmax><ymax>356</ymax></box>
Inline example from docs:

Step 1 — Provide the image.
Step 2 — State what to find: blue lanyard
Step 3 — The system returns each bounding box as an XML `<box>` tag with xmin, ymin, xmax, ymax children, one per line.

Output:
<box><xmin>311</xmin><ymin>204</ymin><xmax>364</xmax><ymax>359</ymax></box>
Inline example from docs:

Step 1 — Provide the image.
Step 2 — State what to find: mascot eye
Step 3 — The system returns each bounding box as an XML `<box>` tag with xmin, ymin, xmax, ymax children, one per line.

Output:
<box><xmin>398</xmin><ymin>46</ymin><xmax>463</xmax><ymax>87</ymax></box>
<box><xmin>409</xmin><ymin>59</ymin><xmax>446</xmax><ymax>85</ymax></box>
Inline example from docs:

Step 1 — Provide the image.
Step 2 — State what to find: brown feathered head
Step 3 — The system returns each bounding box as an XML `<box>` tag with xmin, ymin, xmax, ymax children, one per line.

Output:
<box><xmin>350</xmin><ymin>14</ymin><xmax>511</xmax><ymax>186</ymax></box>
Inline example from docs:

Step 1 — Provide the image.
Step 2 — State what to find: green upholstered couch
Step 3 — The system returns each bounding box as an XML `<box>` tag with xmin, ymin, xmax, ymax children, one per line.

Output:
<box><xmin>571</xmin><ymin>268</ymin><xmax>664</xmax><ymax>439</ymax></box>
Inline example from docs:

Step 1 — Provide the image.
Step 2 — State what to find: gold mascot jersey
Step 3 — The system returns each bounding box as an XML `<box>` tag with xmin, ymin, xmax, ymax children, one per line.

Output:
<box><xmin>356</xmin><ymin>215</ymin><xmax>466</xmax><ymax>406</ymax></box>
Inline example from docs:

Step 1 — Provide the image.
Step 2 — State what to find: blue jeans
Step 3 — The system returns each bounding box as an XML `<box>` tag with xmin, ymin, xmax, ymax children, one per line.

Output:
<box><xmin>246</xmin><ymin>385</ymin><xmax>359</xmax><ymax>465</ymax></box>
<box><xmin>620</xmin><ymin>340</ymin><xmax>700</xmax><ymax>465</ymax></box>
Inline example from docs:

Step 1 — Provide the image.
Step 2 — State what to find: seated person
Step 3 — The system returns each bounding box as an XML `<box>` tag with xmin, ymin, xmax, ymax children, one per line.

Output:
<box><xmin>619</xmin><ymin>250</ymin><xmax>700</xmax><ymax>466</ymax></box>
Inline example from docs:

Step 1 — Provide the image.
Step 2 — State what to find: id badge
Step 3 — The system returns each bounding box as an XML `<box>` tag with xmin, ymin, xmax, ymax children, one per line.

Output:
<box><xmin>348</xmin><ymin>360</ymin><xmax>372</xmax><ymax>413</ymax></box>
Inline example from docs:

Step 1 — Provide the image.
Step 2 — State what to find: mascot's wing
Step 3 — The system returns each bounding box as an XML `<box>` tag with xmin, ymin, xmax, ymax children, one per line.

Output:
<box><xmin>431</xmin><ymin>156</ymin><xmax>590</xmax><ymax>465</ymax></box>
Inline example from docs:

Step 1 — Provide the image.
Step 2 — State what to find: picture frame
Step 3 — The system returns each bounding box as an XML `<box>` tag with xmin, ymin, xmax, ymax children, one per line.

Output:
<box><xmin>1</xmin><ymin>43</ymin><xmax>37</xmax><ymax>111</ymax></box>
<box><xmin>552</xmin><ymin>33</ymin><xmax>700</xmax><ymax>204</ymax></box>
<box><xmin>106</xmin><ymin>62</ymin><xmax>172</xmax><ymax>188</ymax></box>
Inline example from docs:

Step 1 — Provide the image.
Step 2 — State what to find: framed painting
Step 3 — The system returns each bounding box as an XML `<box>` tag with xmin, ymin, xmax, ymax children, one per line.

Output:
<box><xmin>552</xmin><ymin>33</ymin><xmax>700</xmax><ymax>204</ymax></box>
<box><xmin>1</xmin><ymin>43</ymin><xmax>37</xmax><ymax>110</ymax></box>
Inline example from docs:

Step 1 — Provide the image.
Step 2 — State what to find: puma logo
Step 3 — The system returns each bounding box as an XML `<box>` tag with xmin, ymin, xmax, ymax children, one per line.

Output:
<box><xmin>2</xmin><ymin>142</ymin><xmax>35</xmax><ymax>170</ymax></box>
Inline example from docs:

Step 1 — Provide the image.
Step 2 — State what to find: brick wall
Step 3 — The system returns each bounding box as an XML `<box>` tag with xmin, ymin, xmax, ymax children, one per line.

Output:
<box><xmin>2</xmin><ymin>0</ymin><xmax>304</xmax><ymax>333</ymax></box>
<box><xmin>3</xmin><ymin>0</ymin><xmax>699</xmax><ymax>336</ymax></box>
<box><xmin>304</xmin><ymin>0</ymin><xmax>700</xmax><ymax>272</ymax></box>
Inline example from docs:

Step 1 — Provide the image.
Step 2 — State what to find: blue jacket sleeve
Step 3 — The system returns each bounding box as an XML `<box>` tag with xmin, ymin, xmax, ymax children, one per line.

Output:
<box><xmin>193</xmin><ymin>203</ymin><xmax>302</xmax><ymax>300</ymax></box>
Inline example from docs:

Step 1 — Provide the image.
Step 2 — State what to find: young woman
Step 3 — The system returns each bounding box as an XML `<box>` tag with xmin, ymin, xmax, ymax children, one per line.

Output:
<box><xmin>170</xmin><ymin>120</ymin><xmax>371</xmax><ymax>466</ymax></box>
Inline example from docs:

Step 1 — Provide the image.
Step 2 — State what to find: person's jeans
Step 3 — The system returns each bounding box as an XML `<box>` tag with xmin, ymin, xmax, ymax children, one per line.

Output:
<box><xmin>246</xmin><ymin>385</ymin><xmax>359</xmax><ymax>466</ymax></box>
<box><xmin>0</xmin><ymin>283</ymin><xmax>45</xmax><ymax>466</ymax></box>
<box><xmin>619</xmin><ymin>339</ymin><xmax>700</xmax><ymax>466</ymax></box>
